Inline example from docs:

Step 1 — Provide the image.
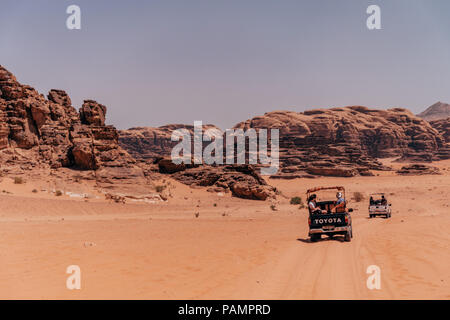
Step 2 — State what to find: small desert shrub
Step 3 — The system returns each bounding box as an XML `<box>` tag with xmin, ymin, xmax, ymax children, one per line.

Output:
<box><xmin>14</xmin><ymin>177</ymin><xmax>25</xmax><ymax>184</ymax></box>
<box><xmin>73</xmin><ymin>174</ymin><xmax>83</xmax><ymax>183</ymax></box>
<box><xmin>55</xmin><ymin>190</ymin><xmax>63</xmax><ymax>197</ymax></box>
<box><xmin>290</xmin><ymin>196</ymin><xmax>303</xmax><ymax>205</ymax></box>
<box><xmin>32</xmin><ymin>189</ymin><xmax>38</xmax><ymax>193</ymax></box>
<box><xmin>353</xmin><ymin>192</ymin><xmax>365</xmax><ymax>202</ymax></box>
<box><xmin>155</xmin><ymin>185</ymin><xmax>167</xmax><ymax>193</ymax></box>
<box><xmin>270</xmin><ymin>204</ymin><xmax>277</xmax><ymax>211</ymax></box>
<box><xmin>213</xmin><ymin>203</ymin><xmax>217</xmax><ymax>207</ymax></box>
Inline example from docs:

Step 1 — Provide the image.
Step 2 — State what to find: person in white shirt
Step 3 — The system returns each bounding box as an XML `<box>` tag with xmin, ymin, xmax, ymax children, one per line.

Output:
<box><xmin>308</xmin><ymin>194</ymin><xmax>322</xmax><ymax>214</ymax></box>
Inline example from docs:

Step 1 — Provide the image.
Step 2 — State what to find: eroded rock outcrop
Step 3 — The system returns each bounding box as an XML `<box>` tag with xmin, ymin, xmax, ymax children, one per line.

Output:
<box><xmin>80</xmin><ymin>100</ymin><xmax>107</xmax><ymax>126</ymax></box>
<box><xmin>167</xmin><ymin>162</ymin><xmax>275</xmax><ymax>200</ymax></box>
<box><xmin>430</xmin><ymin>118</ymin><xmax>450</xmax><ymax>143</ymax></box>
<box><xmin>234</xmin><ymin>107</ymin><xmax>448</xmax><ymax>177</ymax></box>
<box><xmin>120</xmin><ymin>106</ymin><xmax>448</xmax><ymax>178</ymax></box>
<box><xmin>0</xmin><ymin>65</ymin><xmax>142</xmax><ymax>186</ymax></box>
<box><xmin>429</xmin><ymin>118</ymin><xmax>450</xmax><ymax>161</ymax></box>
<box><xmin>396</xmin><ymin>164</ymin><xmax>440</xmax><ymax>175</ymax></box>
<box><xmin>119</xmin><ymin>124</ymin><xmax>220</xmax><ymax>161</ymax></box>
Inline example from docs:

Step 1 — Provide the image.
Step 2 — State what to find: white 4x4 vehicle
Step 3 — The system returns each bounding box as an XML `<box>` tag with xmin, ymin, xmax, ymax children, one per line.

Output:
<box><xmin>369</xmin><ymin>193</ymin><xmax>392</xmax><ymax>219</ymax></box>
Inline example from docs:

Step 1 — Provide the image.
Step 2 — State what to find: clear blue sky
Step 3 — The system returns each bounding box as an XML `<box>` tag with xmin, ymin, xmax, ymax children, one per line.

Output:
<box><xmin>1</xmin><ymin>0</ymin><xmax>449</xmax><ymax>129</ymax></box>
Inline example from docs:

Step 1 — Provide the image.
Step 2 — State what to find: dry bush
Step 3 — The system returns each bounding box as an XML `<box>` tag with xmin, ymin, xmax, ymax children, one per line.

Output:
<box><xmin>14</xmin><ymin>177</ymin><xmax>25</xmax><ymax>184</ymax></box>
<box><xmin>290</xmin><ymin>196</ymin><xmax>303</xmax><ymax>205</ymax></box>
<box><xmin>73</xmin><ymin>174</ymin><xmax>83</xmax><ymax>183</ymax></box>
<box><xmin>155</xmin><ymin>185</ymin><xmax>167</xmax><ymax>193</ymax></box>
<box><xmin>353</xmin><ymin>192</ymin><xmax>365</xmax><ymax>202</ymax></box>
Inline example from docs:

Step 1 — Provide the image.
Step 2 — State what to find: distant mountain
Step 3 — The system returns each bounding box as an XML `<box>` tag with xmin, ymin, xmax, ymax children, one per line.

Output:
<box><xmin>418</xmin><ymin>102</ymin><xmax>450</xmax><ymax>121</ymax></box>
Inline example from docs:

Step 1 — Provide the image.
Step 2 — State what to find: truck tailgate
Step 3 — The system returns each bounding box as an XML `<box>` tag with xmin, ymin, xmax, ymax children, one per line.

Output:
<box><xmin>310</xmin><ymin>213</ymin><xmax>348</xmax><ymax>228</ymax></box>
<box><xmin>370</xmin><ymin>205</ymin><xmax>388</xmax><ymax>212</ymax></box>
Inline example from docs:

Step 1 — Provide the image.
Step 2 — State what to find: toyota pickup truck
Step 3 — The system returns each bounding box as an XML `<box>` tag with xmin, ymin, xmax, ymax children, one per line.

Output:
<box><xmin>307</xmin><ymin>186</ymin><xmax>353</xmax><ymax>242</ymax></box>
<box><xmin>369</xmin><ymin>193</ymin><xmax>392</xmax><ymax>218</ymax></box>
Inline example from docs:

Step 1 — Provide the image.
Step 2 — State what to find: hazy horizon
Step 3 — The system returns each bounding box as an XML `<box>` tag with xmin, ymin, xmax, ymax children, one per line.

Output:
<box><xmin>1</xmin><ymin>0</ymin><xmax>450</xmax><ymax>129</ymax></box>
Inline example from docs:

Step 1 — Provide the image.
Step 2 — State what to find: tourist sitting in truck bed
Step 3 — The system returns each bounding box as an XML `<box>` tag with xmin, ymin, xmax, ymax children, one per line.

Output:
<box><xmin>308</xmin><ymin>194</ymin><xmax>323</xmax><ymax>214</ymax></box>
<box><xmin>333</xmin><ymin>192</ymin><xmax>346</xmax><ymax>213</ymax></box>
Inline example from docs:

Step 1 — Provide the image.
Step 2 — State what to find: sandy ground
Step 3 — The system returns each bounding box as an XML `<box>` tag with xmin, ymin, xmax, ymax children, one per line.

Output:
<box><xmin>0</xmin><ymin>160</ymin><xmax>449</xmax><ymax>299</ymax></box>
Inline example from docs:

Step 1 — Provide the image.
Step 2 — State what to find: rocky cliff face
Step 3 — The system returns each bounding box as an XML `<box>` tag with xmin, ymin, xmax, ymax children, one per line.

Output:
<box><xmin>0</xmin><ymin>65</ymin><xmax>272</xmax><ymax>200</ymax></box>
<box><xmin>118</xmin><ymin>124</ymin><xmax>276</xmax><ymax>198</ymax></box>
<box><xmin>234</xmin><ymin>107</ymin><xmax>448</xmax><ymax>177</ymax></box>
<box><xmin>120</xmin><ymin>106</ymin><xmax>449</xmax><ymax>179</ymax></box>
<box><xmin>0</xmin><ymin>65</ymin><xmax>142</xmax><ymax>184</ymax></box>
<box><xmin>119</xmin><ymin>124</ymin><xmax>220</xmax><ymax>162</ymax></box>
<box><xmin>430</xmin><ymin>118</ymin><xmax>450</xmax><ymax>143</ymax></box>
<box><xmin>418</xmin><ymin>102</ymin><xmax>450</xmax><ymax>121</ymax></box>
<box><xmin>3</xmin><ymin>64</ymin><xmax>447</xmax><ymax>188</ymax></box>
<box><xmin>429</xmin><ymin>118</ymin><xmax>450</xmax><ymax>160</ymax></box>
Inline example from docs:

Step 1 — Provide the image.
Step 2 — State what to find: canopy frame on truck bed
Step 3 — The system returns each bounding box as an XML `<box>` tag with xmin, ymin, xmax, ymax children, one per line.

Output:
<box><xmin>306</xmin><ymin>186</ymin><xmax>346</xmax><ymax>200</ymax></box>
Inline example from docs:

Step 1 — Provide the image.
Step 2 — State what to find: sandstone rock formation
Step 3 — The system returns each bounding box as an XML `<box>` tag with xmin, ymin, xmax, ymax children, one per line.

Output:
<box><xmin>120</xmin><ymin>106</ymin><xmax>449</xmax><ymax>178</ymax></box>
<box><xmin>430</xmin><ymin>118</ymin><xmax>450</xmax><ymax>143</ymax></box>
<box><xmin>429</xmin><ymin>118</ymin><xmax>450</xmax><ymax>161</ymax></box>
<box><xmin>396</xmin><ymin>164</ymin><xmax>440</xmax><ymax>176</ymax></box>
<box><xmin>0</xmin><ymin>65</ymin><xmax>142</xmax><ymax>188</ymax></box>
<box><xmin>119</xmin><ymin>124</ymin><xmax>220</xmax><ymax>161</ymax></box>
<box><xmin>3</xmin><ymin>63</ymin><xmax>448</xmax><ymax>199</ymax></box>
<box><xmin>418</xmin><ymin>102</ymin><xmax>450</xmax><ymax>121</ymax></box>
<box><xmin>167</xmin><ymin>162</ymin><xmax>275</xmax><ymax>200</ymax></box>
<box><xmin>233</xmin><ymin>106</ymin><xmax>447</xmax><ymax>176</ymax></box>
<box><xmin>0</xmin><ymin>65</ymin><xmax>276</xmax><ymax>200</ymax></box>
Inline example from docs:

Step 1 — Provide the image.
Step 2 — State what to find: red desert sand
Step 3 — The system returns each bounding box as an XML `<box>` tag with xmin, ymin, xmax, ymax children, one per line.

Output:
<box><xmin>0</xmin><ymin>159</ymin><xmax>449</xmax><ymax>300</ymax></box>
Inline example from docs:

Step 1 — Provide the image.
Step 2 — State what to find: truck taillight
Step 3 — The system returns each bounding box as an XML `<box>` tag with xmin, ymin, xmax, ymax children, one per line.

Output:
<box><xmin>345</xmin><ymin>216</ymin><xmax>349</xmax><ymax>224</ymax></box>
<box><xmin>308</xmin><ymin>217</ymin><xmax>311</xmax><ymax>226</ymax></box>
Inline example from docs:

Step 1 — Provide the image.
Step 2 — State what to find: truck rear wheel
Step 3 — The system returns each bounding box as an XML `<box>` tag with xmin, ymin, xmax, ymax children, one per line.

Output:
<box><xmin>344</xmin><ymin>230</ymin><xmax>351</xmax><ymax>242</ymax></box>
<box><xmin>310</xmin><ymin>234</ymin><xmax>321</xmax><ymax>242</ymax></box>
